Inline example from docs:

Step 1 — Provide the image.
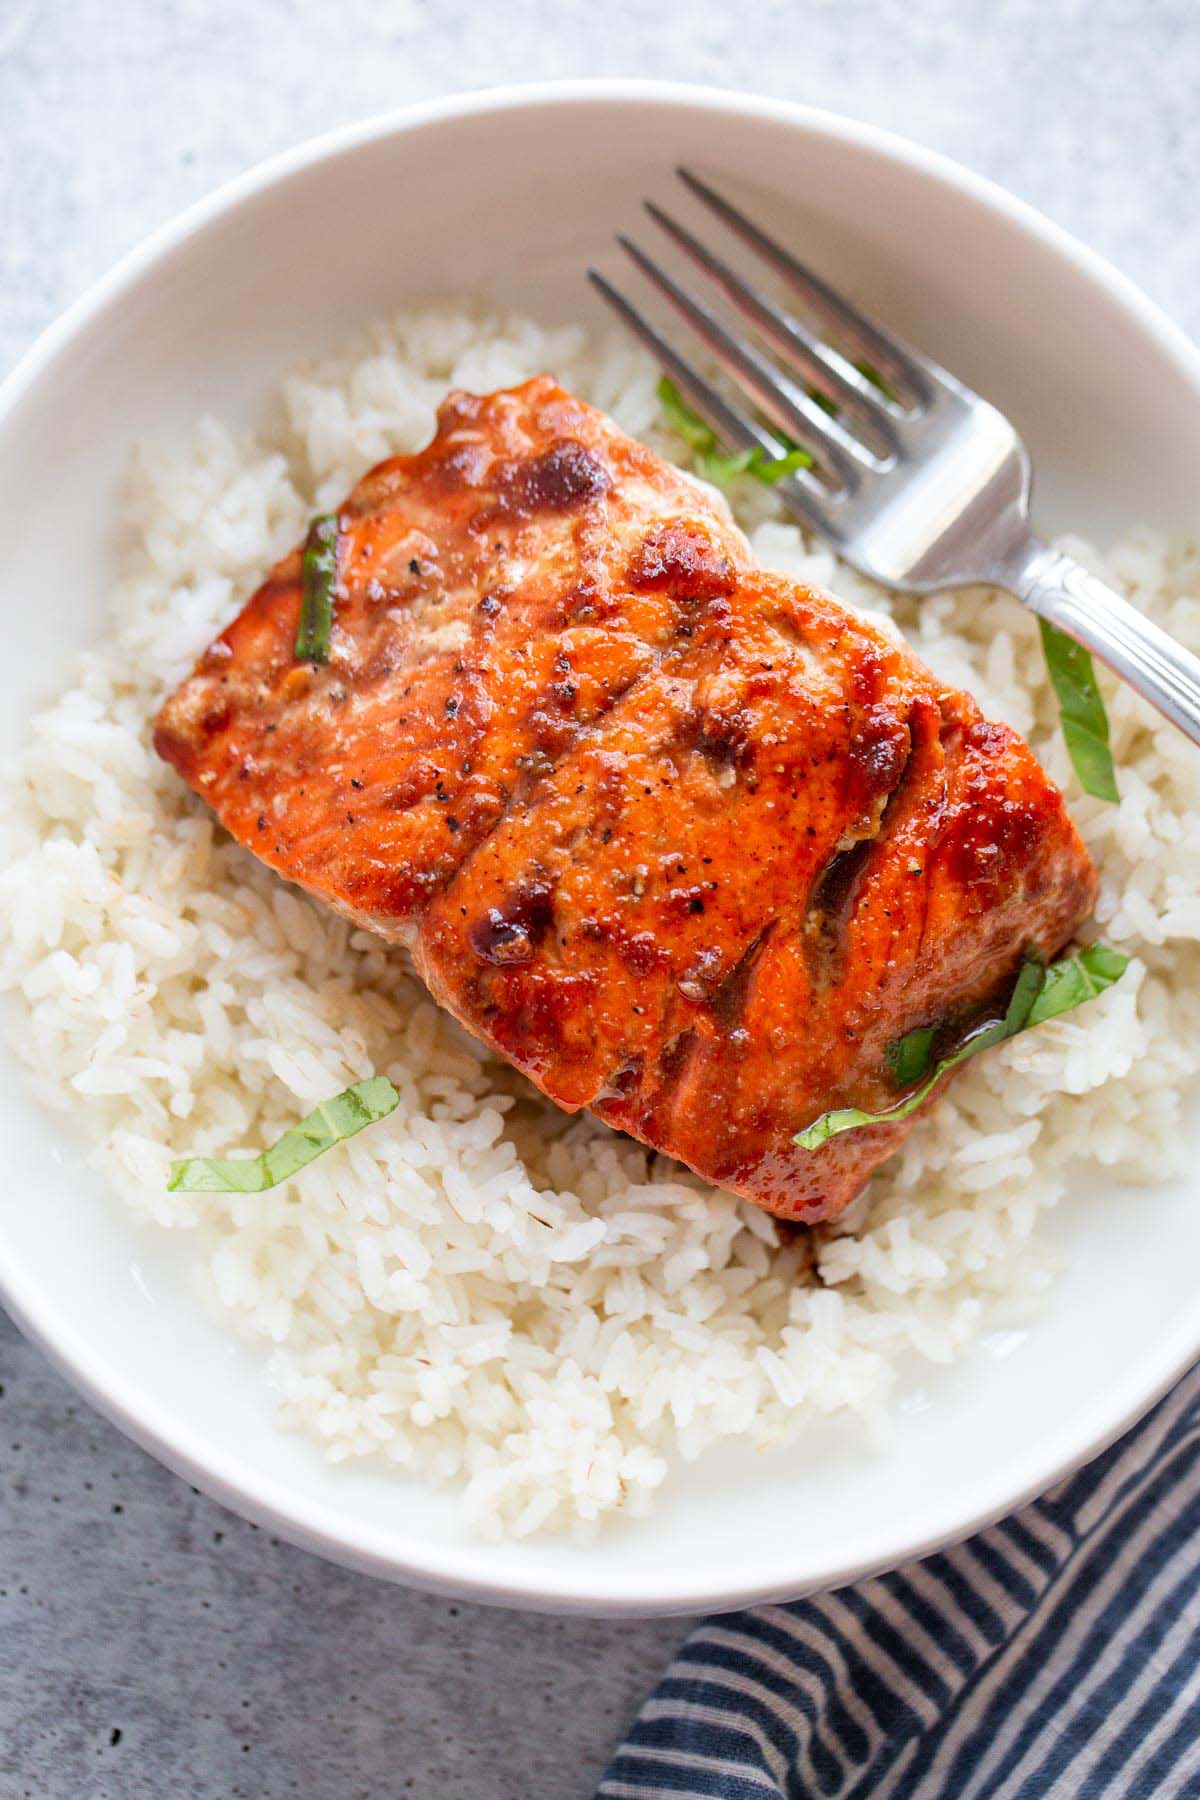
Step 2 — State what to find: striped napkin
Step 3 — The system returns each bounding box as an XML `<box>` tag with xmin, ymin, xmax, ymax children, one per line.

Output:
<box><xmin>597</xmin><ymin>1361</ymin><xmax>1200</xmax><ymax>1798</ymax></box>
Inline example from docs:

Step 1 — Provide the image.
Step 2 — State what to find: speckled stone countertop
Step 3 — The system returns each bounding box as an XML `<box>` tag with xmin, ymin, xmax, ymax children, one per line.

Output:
<box><xmin>3</xmin><ymin>4</ymin><xmax>1199</xmax><ymax>1795</ymax></box>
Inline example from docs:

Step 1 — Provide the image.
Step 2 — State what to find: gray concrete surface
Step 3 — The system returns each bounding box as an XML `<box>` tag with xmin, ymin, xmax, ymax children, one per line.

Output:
<box><xmin>3</xmin><ymin>2</ymin><xmax>1200</xmax><ymax>1795</ymax></box>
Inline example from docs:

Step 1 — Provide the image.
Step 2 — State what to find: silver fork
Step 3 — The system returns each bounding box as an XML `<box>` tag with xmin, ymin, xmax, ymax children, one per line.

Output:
<box><xmin>589</xmin><ymin>168</ymin><xmax>1200</xmax><ymax>751</ymax></box>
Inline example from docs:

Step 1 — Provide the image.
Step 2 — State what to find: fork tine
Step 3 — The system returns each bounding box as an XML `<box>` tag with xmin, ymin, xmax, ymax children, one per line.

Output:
<box><xmin>643</xmin><ymin>199</ymin><xmax>898</xmax><ymax>460</ymax></box>
<box><xmin>587</xmin><ymin>269</ymin><xmax>779</xmax><ymax>459</ymax></box>
<box><xmin>676</xmin><ymin>167</ymin><xmax>933</xmax><ymax>409</ymax></box>
<box><xmin>586</xmin><ymin>269</ymin><xmax>829</xmax><ymax>527</ymax></box>
<box><xmin>616</xmin><ymin>234</ymin><xmax>868</xmax><ymax>493</ymax></box>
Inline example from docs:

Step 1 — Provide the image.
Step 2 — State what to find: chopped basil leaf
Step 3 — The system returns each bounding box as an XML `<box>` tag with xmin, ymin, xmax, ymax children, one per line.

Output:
<box><xmin>1026</xmin><ymin>942</ymin><xmax>1128</xmax><ymax>1025</ymax></box>
<box><xmin>168</xmin><ymin>1076</ymin><xmax>399</xmax><ymax>1193</ymax></box>
<box><xmin>800</xmin><ymin>362</ymin><xmax>894</xmax><ymax>422</ymax></box>
<box><xmin>751</xmin><ymin>447</ymin><xmax>815</xmax><ymax>486</ymax></box>
<box><xmin>1003</xmin><ymin>956</ymin><xmax>1045</xmax><ymax>1033</ymax></box>
<box><xmin>885</xmin><ymin>1024</ymin><xmax>935</xmax><ymax>1087</ymax></box>
<box><xmin>1038</xmin><ymin>618</ymin><xmax>1119</xmax><ymax>802</ymax></box>
<box><xmin>295</xmin><ymin>512</ymin><xmax>341</xmax><ymax>664</ymax></box>
<box><xmin>794</xmin><ymin>945</ymin><xmax>1129</xmax><ymax>1150</ymax></box>
<box><xmin>657</xmin><ymin>377</ymin><xmax>813</xmax><ymax>487</ymax></box>
<box><xmin>658</xmin><ymin>376</ymin><xmax>718</xmax><ymax>451</ymax></box>
<box><xmin>694</xmin><ymin>445</ymin><xmax>761</xmax><ymax>485</ymax></box>
<box><xmin>854</xmin><ymin>359</ymin><xmax>902</xmax><ymax>405</ymax></box>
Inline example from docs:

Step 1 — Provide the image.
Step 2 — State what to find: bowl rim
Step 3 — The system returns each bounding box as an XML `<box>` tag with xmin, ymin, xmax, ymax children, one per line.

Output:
<box><xmin>4</xmin><ymin>77</ymin><xmax>1200</xmax><ymax>1616</ymax></box>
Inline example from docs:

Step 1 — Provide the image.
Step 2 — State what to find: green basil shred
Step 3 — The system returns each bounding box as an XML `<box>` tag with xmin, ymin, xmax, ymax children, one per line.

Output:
<box><xmin>168</xmin><ymin>1076</ymin><xmax>400</xmax><ymax>1193</ymax></box>
<box><xmin>883</xmin><ymin>1023</ymin><xmax>935</xmax><ymax>1087</ymax></box>
<box><xmin>1038</xmin><ymin>618</ymin><xmax>1119</xmax><ymax>802</ymax></box>
<box><xmin>294</xmin><ymin>512</ymin><xmax>341</xmax><ymax>663</ymax></box>
<box><xmin>854</xmin><ymin>359</ymin><xmax>901</xmax><ymax>404</ymax></box>
<box><xmin>794</xmin><ymin>944</ymin><xmax>1128</xmax><ymax>1151</ymax></box>
<box><xmin>657</xmin><ymin>377</ymin><xmax>813</xmax><ymax>488</ymax></box>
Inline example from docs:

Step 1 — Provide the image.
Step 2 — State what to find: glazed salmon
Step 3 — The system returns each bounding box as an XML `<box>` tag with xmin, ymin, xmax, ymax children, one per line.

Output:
<box><xmin>155</xmin><ymin>377</ymin><xmax>1097</xmax><ymax>1222</ymax></box>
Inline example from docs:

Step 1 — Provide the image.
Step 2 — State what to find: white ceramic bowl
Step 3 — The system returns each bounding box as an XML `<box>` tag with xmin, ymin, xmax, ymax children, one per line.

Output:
<box><xmin>4</xmin><ymin>82</ymin><xmax>1200</xmax><ymax>1617</ymax></box>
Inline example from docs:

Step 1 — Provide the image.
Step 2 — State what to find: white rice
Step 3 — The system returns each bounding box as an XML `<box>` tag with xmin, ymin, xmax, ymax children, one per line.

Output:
<box><xmin>4</xmin><ymin>307</ymin><xmax>1200</xmax><ymax>1540</ymax></box>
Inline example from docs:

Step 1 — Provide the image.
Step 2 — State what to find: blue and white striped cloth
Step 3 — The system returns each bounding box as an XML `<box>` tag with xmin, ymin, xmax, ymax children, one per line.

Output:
<box><xmin>598</xmin><ymin>1362</ymin><xmax>1200</xmax><ymax>1798</ymax></box>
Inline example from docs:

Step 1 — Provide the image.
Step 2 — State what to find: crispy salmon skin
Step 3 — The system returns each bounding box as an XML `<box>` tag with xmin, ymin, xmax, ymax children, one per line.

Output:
<box><xmin>155</xmin><ymin>377</ymin><xmax>1097</xmax><ymax>1222</ymax></box>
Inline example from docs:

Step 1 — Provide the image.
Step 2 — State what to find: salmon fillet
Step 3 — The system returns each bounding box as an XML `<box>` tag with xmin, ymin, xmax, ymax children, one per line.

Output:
<box><xmin>154</xmin><ymin>377</ymin><xmax>1097</xmax><ymax>1223</ymax></box>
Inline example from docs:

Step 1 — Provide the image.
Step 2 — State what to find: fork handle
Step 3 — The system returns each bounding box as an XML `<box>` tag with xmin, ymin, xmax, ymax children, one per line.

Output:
<box><xmin>1017</xmin><ymin>542</ymin><xmax>1200</xmax><ymax>750</ymax></box>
